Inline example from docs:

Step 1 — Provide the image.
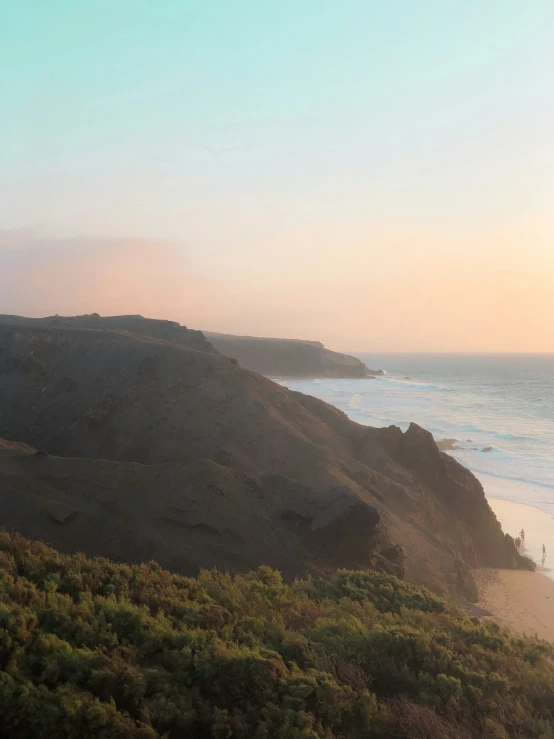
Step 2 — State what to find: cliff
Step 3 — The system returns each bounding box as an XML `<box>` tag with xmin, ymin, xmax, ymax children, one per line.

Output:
<box><xmin>0</xmin><ymin>316</ymin><xmax>526</xmax><ymax>600</ymax></box>
<box><xmin>0</xmin><ymin>313</ymin><xmax>215</xmax><ymax>354</ymax></box>
<box><xmin>205</xmin><ymin>331</ymin><xmax>382</xmax><ymax>378</ymax></box>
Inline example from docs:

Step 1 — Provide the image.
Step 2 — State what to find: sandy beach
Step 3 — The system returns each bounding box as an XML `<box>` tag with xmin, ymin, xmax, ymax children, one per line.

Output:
<box><xmin>475</xmin><ymin>568</ymin><xmax>554</xmax><ymax>642</ymax></box>
<box><xmin>472</xmin><ymin>496</ymin><xmax>554</xmax><ymax>641</ymax></box>
<box><xmin>487</xmin><ymin>496</ymin><xmax>554</xmax><ymax>576</ymax></box>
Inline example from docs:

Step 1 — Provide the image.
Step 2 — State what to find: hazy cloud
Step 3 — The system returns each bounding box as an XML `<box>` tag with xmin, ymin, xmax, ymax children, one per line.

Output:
<box><xmin>0</xmin><ymin>231</ymin><xmax>225</xmax><ymax>323</ymax></box>
<box><xmin>1</xmin><ymin>229</ymin><xmax>553</xmax><ymax>352</ymax></box>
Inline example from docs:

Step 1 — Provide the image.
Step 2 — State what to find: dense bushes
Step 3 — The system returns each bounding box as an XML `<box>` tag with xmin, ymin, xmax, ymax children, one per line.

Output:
<box><xmin>0</xmin><ymin>532</ymin><xmax>552</xmax><ymax>738</ymax></box>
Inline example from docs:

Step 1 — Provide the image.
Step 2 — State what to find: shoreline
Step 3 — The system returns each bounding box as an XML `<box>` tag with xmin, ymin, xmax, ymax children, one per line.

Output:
<box><xmin>486</xmin><ymin>497</ymin><xmax>553</xmax><ymax>578</ymax></box>
<box><xmin>474</xmin><ymin>567</ymin><xmax>554</xmax><ymax>642</ymax></box>
<box><xmin>270</xmin><ymin>375</ymin><xmax>380</xmax><ymax>381</ymax></box>
<box><xmin>473</xmin><ymin>496</ymin><xmax>554</xmax><ymax>641</ymax></box>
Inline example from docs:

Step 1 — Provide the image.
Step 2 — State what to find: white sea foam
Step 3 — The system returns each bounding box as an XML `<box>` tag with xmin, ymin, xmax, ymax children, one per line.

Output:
<box><xmin>278</xmin><ymin>354</ymin><xmax>554</xmax><ymax>520</ymax></box>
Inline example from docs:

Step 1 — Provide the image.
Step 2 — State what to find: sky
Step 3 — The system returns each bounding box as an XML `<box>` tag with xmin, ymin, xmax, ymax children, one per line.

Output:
<box><xmin>1</xmin><ymin>0</ymin><xmax>554</xmax><ymax>351</ymax></box>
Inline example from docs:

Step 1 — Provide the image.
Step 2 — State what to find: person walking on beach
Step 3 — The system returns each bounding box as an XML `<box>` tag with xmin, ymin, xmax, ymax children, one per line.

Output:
<box><xmin>520</xmin><ymin>529</ymin><xmax>525</xmax><ymax>546</ymax></box>
<box><xmin>542</xmin><ymin>544</ymin><xmax>546</xmax><ymax>565</ymax></box>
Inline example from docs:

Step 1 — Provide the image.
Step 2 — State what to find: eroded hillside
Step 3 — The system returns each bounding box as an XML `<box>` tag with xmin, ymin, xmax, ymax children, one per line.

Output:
<box><xmin>0</xmin><ymin>317</ymin><xmax>529</xmax><ymax>600</ymax></box>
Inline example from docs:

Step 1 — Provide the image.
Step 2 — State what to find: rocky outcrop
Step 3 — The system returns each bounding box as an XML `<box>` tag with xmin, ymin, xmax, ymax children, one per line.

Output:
<box><xmin>0</xmin><ymin>318</ymin><xmax>525</xmax><ymax>600</ymax></box>
<box><xmin>503</xmin><ymin>533</ymin><xmax>536</xmax><ymax>572</ymax></box>
<box><xmin>205</xmin><ymin>331</ymin><xmax>383</xmax><ymax>378</ymax></box>
<box><xmin>375</xmin><ymin>423</ymin><xmax>512</xmax><ymax>568</ymax></box>
<box><xmin>436</xmin><ymin>439</ymin><xmax>459</xmax><ymax>451</ymax></box>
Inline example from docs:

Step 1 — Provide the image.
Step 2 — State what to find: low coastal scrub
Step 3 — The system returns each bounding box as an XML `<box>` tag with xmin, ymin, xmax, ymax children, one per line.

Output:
<box><xmin>0</xmin><ymin>533</ymin><xmax>552</xmax><ymax>738</ymax></box>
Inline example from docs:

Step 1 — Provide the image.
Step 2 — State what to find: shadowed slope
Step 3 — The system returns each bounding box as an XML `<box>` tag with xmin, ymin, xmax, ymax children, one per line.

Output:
<box><xmin>0</xmin><ymin>320</ymin><xmax>527</xmax><ymax>598</ymax></box>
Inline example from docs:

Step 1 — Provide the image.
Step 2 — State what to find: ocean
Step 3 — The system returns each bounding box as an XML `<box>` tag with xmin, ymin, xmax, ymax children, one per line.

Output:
<box><xmin>276</xmin><ymin>354</ymin><xmax>554</xmax><ymax>573</ymax></box>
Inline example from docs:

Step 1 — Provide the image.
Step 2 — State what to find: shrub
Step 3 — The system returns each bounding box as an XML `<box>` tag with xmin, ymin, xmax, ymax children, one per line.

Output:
<box><xmin>0</xmin><ymin>532</ymin><xmax>551</xmax><ymax>737</ymax></box>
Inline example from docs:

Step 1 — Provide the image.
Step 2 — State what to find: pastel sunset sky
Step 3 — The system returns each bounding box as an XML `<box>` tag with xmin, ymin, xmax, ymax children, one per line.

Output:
<box><xmin>1</xmin><ymin>1</ymin><xmax>553</xmax><ymax>351</ymax></box>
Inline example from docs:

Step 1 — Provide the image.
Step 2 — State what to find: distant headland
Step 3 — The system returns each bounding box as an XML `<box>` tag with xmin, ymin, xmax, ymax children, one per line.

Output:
<box><xmin>205</xmin><ymin>331</ymin><xmax>384</xmax><ymax>378</ymax></box>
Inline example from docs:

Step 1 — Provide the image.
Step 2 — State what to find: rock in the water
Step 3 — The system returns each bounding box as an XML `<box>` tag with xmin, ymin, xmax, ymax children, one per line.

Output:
<box><xmin>436</xmin><ymin>438</ymin><xmax>459</xmax><ymax>451</ymax></box>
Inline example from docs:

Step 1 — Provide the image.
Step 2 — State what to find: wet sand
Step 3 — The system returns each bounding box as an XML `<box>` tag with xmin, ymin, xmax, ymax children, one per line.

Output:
<box><xmin>475</xmin><ymin>568</ymin><xmax>554</xmax><ymax>642</ymax></box>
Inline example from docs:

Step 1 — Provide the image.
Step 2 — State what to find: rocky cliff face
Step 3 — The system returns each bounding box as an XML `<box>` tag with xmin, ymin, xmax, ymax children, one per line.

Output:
<box><xmin>0</xmin><ymin>318</ymin><xmax>524</xmax><ymax>600</ymax></box>
<box><xmin>205</xmin><ymin>331</ymin><xmax>382</xmax><ymax>378</ymax></box>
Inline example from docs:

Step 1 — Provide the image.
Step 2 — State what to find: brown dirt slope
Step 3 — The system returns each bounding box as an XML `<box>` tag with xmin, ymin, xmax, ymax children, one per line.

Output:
<box><xmin>0</xmin><ymin>319</ymin><xmax>525</xmax><ymax>599</ymax></box>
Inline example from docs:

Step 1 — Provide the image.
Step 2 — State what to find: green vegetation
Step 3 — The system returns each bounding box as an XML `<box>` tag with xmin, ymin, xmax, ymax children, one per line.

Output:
<box><xmin>0</xmin><ymin>533</ymin><xmax>552</xmax><ymax>738</ymax></box>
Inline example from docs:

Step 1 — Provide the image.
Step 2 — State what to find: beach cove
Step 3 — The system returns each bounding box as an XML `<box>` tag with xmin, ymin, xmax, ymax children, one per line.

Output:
<box><xmin>472</xmin><ymin>498</ymin><xmax>554</xmax><ymax>642</ymax></box>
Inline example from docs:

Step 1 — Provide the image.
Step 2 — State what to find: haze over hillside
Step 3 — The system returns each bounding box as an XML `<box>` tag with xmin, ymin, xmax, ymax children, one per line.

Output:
<box><xmin>205</xmin><ymin>331</ymin><xmax>384</xmax><ymax>378</ymax></box>
<box><xmin>2</xmin><ymin>231</ymin><xmax>553</xmax><ymax>353</ymax></box>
